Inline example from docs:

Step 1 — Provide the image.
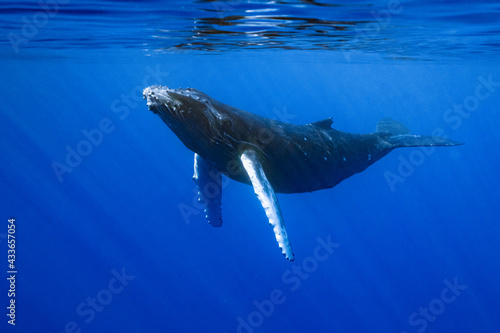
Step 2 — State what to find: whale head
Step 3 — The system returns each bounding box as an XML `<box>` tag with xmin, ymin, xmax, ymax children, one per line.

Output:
<box><xmin>143</xmin><ymin>85</ymin><xmax>237</xmax><ymax>161</ymax></box>
<box><xmin>143</xmin><ymin>85</ymin><xmax>212</xmax><ymax>123</ymax></box>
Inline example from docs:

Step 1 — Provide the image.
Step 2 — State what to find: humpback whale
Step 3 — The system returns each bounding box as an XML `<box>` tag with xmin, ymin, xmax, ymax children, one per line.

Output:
<box><xmin>143</xmin><ymin>85</ymin><xmax>462</xmax><ymax>261</ymax></box>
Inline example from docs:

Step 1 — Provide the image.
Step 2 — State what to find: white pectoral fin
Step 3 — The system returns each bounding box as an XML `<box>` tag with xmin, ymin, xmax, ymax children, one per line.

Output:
<box><xmin>193</xmin><ymin>153</ymin><xmax>223</xmax><ymax>227</ymax></box>
<box><xmin>240</xmin><ymin>150</ymin><xmax>294</xmax><ymax>261</ymax></box>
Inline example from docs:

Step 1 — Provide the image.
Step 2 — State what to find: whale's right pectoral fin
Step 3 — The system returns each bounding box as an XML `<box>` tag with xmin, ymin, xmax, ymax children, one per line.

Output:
<box><xmin>240</xmin><ymin>150</ymin><xmax>295</xmax><ymax>261</ymax></box>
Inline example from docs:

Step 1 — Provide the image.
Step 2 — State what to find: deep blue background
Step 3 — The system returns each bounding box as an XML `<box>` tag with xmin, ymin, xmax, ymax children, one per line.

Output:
<box><xmin>1</xmin><ymin>53</ymin><xmax>500</xmax><ymax>332</ymax></box>
<box><xmin>1</xmin><ymin>0</ymin><xmax>500</xmax><ymax>330</ymax></box>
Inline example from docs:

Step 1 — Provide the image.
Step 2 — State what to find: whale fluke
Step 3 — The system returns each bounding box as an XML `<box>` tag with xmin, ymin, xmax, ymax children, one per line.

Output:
<box><xmin>377</xmin><ymin>118</ymin><xmax>463</xmax><ymax>148</ymax></box>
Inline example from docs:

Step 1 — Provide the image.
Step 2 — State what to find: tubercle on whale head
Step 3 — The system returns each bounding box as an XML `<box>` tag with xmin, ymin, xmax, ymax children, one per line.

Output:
<box><xmin>144</xmin><ymin>84</ymin><xmax>209</xmax><ymax>101</ymax></box>
<box><xmin>144</xmin><ymin>85</ymin><xmax>177</xmax><ymax>114</ymax></box>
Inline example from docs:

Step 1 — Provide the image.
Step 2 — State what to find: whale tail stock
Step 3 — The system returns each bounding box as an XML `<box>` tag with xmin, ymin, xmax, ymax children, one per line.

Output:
<box><xmin>376</xmin><ymin>118</ymin><xmax>463</xmax><ymax>148</ymax></box>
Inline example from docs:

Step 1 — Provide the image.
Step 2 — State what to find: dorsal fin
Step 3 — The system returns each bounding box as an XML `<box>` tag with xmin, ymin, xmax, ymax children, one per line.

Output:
<box><xmin>376</xmin><ymin>118</ymin><xmax>411</xmax><ymax>135</ymax></box>
<box><xmin>309</xmin><ymin>117</ymin><xmax>333</xmax><ymax>130</ymax></box>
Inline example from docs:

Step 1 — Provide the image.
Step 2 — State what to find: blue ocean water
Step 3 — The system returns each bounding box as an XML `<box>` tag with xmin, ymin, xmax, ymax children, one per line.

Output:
<box><xmin>1</xmin><ymin>1</ymin><xmax>500</xmax><ymax>332</ymax></box>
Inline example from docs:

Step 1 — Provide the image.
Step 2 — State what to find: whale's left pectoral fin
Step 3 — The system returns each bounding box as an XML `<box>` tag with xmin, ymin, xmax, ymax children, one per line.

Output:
<box><xmin>193</xmin><ymin>153</ymin><xmax>223</xmax><ymax>227</ymax></box>
<box><xmin>240</xmin><ymin>150</ymin><xmax>295</xmax><ymax>261</ymax></box>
